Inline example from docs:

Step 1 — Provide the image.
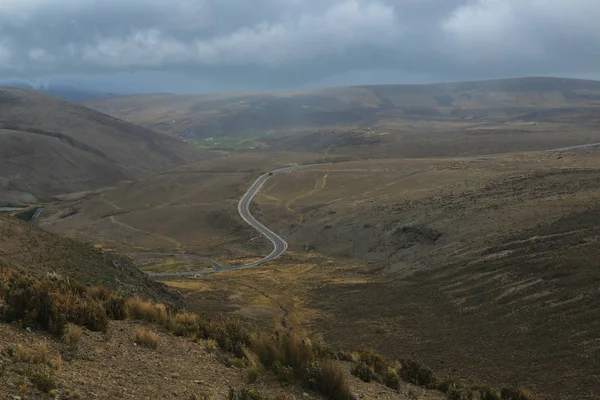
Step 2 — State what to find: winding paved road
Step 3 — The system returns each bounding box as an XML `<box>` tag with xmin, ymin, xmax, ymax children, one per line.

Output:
<box><xmin>145</xmin><ymin>164</ymin><xmax>324</xmax><ymax>278</ymax></box>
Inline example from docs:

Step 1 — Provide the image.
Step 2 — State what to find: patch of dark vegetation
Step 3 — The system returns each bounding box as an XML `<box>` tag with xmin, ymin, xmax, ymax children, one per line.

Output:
<box><xmin>0</xmin><ymin>270</ymin><xmax>110</xmax><ymax>335</ymax></box>
<box><xmin>391</xmin><ymin>224</ymin><xmax>443</xmax><ymax>248</ymax></box>
<box><xmin>347</xmin><ymin>348</ymin><xmax>538</xmax><ymax>400</ymax></box>
<box><xmin>227</xmin><ymin>387</ymin><xmax>268</xmax><ymax>400</ymax></box>
<box><xmin>252</xmin><ymin>332</ymin><xmax>351</xmax><ymax>400</ymax></box>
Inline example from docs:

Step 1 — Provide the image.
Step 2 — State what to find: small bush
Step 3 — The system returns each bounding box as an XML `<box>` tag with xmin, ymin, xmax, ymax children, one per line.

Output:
<box><xmin>518</xmin><ymin>389</ymin><xmax>539</xmax><ymax>400</ymax></box>
<box><xmin>246</xmin><ymin>367</ymin><xmax>259</xmax><ymax>384</ymax></box>
<box><xmin>167</xmin><ymin>312</ymin><xmax>202</xmax><ymax>337</ymax></box>
<box><xmin>251</xmin><ymin>333</ymin><xmax>282</xmax><ymax>370</ymax></box>
<box><xmin>446</xmin><ymin>382</ymin><xmax>471</xmax><ymax>400</ymax></box>
<box><xmin>275</xmin><ymin>362</ymin><xmax>294</xmax><ymax>382</ymax></box>
<box><xmin>337</xmin><ymin>351</ymin><xmax>357</xmax><ymax>362</ymax></box>
<box><xmin>133</xmin><ymin>328</ymin><xmax>159</xmax><ymax>350</ymax></box>
<box><xmin>88</xmin><ymin>286</ymin><xmax>111</xmax><ymax>301</ymax></box>
<box><xmin>0</xmin><ymin>270</ymin><xmax>109</xmax><ymax>335</ymax></box>
<box><xmin>62</xmin><ymin>324</ymin><xmax>82</xmax><ymax>348</ymax></box>
<box><xmin>351</xmin><ymin>362</ymin><xmax>374</xmax><ymax>382</ymax></box>
<box><xmin>382</xmin><ymin>368</ymin><xmax>401</xmax><ymax>390</ymax></box>
<box><xmin>227</xmin><ymin>388</ymin><xmax>268</xmax><ymax>400</ymax></box>
<box><xmin>212</xmin><ymin>321</ymin><xmax>251</xmax><ymax>358</ymax></box>
<box><xmin>202</xmin><ymin>338</ymin><xmax>217</xmax><ymax>353</ymax></box>
<box><xmin>399</xmin><ymin>359</ymin><xmax>435</xmax><ymax>387</ymax></box>
<box><xmin>501</xmin><ymin>387</ymin><xmax>538</xmax><ymax>400</ymax></box>
<box><xmin>358</xmin><ymin>349</ymin><xmax>389</xmax><ymax>375</ymax></box>
<box><xmin>477</xmin><ymin>386</ymin><xmax>501</xmax><ymax>400</ymax></box>
<box><xmin>27</xmin><ymin>367</ymin><xmax>57</xmax><ymax>392</ymax></box>
<box><xmin>52</xmin><ymin>293</ymin><xmax>108</xmax><ymax>332</ymax></box>
<box><xmin>104</xmin><ymin>295</ymin><xmax>127</xmax><ymax>320</ymax></box>
<box><xmin>126</xmin><ymin>297</ymin><xmax>168</xmax><ymax>323</ymax></box>
<box><xmin>12</xmin><ymin>342</ymin><xmax>51</xmax><ymax>365</ymax></box>
<box><xmin>305</xmin><ymin>360</ymin><xmax>352</xmax><ymax>400</ymax></box>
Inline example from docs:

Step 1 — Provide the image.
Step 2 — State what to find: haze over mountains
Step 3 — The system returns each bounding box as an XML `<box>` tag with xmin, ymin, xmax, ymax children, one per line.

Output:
<box><xmin>0</xmin><ymin>88</ymin><xmax>209</xmax><ymax>204</ymax></box>
<box><xmin>86</xmin><ymin>77</ymin><xmax>600</xmax><ymax>157</ymax></box>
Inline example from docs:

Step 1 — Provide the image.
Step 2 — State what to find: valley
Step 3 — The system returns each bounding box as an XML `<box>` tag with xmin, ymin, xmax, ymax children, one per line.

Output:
<box><xmin>2</xmin><ymin>77</ymin><xmax>600</xmax><ymax>399</ymax></box>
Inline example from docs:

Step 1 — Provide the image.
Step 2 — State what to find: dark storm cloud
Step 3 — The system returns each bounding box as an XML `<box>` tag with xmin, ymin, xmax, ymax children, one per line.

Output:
<box><xmin>0</xmin><ymin>0</ymin><xmax>598</xmax><ymax>84</ymax></box>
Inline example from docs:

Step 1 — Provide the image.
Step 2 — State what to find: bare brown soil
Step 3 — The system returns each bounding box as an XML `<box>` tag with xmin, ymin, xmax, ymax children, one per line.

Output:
<box><xmin>0</xmin><ymin>320</ymin><xmax>442</xmax><ymax>400</ymax></box>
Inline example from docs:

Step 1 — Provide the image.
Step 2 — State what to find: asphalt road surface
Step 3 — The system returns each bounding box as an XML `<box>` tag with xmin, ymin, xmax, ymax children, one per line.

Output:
<box><xmin>145</xmin><ymin>164</ymin><xmax>324</xmax><ymax>278</ymax></box>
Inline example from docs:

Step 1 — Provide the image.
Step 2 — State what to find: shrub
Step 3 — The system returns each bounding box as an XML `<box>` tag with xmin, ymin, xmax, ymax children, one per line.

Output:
<box><xmin>304</xmin><ymin>360</ymin><xmax>352</xmax><ymax>400</ymax></box>
<box><xmin>477</xmin><ymin>386</ymin><xmax>501</xmax><ymax>400</ymax></box>
<box><xmin>275</xmin><ymin>362</ymin><xmax>294</xmax><ymax>382</ymax></box>
<box><xmin>0</xmin><ymin>272</ymin><xmax>66</xmax><ymax>335</ymax></box>
<box><xmin>88</xmin><ymin>286</ymin><xmax>111</xmax><ymax>301</ymax></box>
<box><xmin>27</xmin><ymin>367</ymin><xmax>57</xmax><ymax>392</ymax></box>
<box><xmin>501</xmin><ymin>387</ymin><xmax>538</xmax><ymax>400</ymax></box>
<box><xmin>104</xmin><ymin>295</ymin><xmax>127</xmax><ymax>320</ymax></box>
<box><xmin>212</xmin><ymin>321</ymin><xmax>251</xmax><ymax>358</ymax></box>
<box><xmin>167</xmin><ymin>312</ymin><xmax>202</xmax><ymax>337</ymax></box>
<box><xmin>446</xmin><ymin>382</ymin><xmax>471</xmax><ymax>400</ymax></box>
<box><xmin>337</xmin><ymin>351</ymin><xmax>357</xmax><ymax>362</ymax></box>
<box><xmin>62</xmin><ymin>324</ymin><xmax>82</xmax><ymax>348</ymax></box>
<box><xmin>52</xmin><ymin>293</ymin><xmax>108</xmax><ymax>332</ymax></box>
<box><xmin>382</xmin><ymin>368</ymin><xmax>401</xmax><ymax>390</ymax></box>
<box><xmin>281</xmin><ymin>334</ymin><xmax>314</xmax><ymax>371</ymax></box>
<box><xmin>126</xmin><ymin>297</ymin><xmax>168</xmax><ymax>323</ymax></box>
<box><xmin>227</xmin><ymin>388</ymin><xmax>268</xmax><ymax>400</ymax></box>
<box><xmin>203</xmin><ymin>339</ymin><xmax>217</xmax><ymax>353</ymax></box>
<box><xmin>518</xmin><ymin>389</ymin><xmax>539</xmax><ymax>400</ymax></box>
<box><xmin>0</xmin><ymin>270</ymin><xmax>109</xmax><ymax>335</ymax></box>
<box><xmin>251</xmin><ymin>333</ymin><xmax>282</xmax><ymax>371</ymax></box>
<box><xmin>11</xmin><ymin>342</ymin><xmax>51</xmax><ymax>365</ymax></box>
<box><xmin>399</xmin><ymin>359</ymin><xmax>435</xmax><ymax>387</ymax></box>
<box><xmin>351</xmin><ymin>362</ymin><xmax>374</xmax><ymax>382</ymax></box>
<box><xmin>246</xmin><ymin>367</ymin><xmax>259</xmax><ymax>384</ymax></box>
<box><xmin>358</xmin><ymin>349</ymin><xmax>389</xmax><ymax>375</ymax></box>
<box><xmin>133</xmin><ymin>328</ymin><xmax>159</xmax><ymax>350</ymax></box>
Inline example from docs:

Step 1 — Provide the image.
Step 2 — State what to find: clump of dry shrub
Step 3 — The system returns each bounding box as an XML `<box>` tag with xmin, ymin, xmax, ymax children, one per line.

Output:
<box><xmin>133</xmin><ymin>327</ymin><xmax>159</xmax><ymax>350</ymax></box>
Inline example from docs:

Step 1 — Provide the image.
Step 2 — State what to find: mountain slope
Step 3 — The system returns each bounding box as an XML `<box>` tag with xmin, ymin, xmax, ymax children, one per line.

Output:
<box><xmin>86</xmin><ymin>77</ymin><xmax>600</xmax><ymax>137</ymax></box>
<box><xmin>0</xmin><ymin>215</ymin><xmax>179</xmax><ymax>305</ymax></box>
<box><xmin>0</xmin><ymin>80</ymin><xmax>118</xmax><ymax>102</ymax></box>
<box><xmin>0</xmin><ymin>88</ymin><xmax>210</xmax><ymax>204</ymax></box>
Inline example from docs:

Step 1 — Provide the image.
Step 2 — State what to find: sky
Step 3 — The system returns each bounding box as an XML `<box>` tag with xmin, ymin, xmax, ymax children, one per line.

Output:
<box><xmin>0</xmin><ymin>0</ymin><xmax>599</xmax><ymax>93</ymax></box>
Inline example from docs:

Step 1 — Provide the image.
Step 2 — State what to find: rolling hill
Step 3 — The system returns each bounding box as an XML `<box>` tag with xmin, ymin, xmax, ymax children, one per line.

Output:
<box><xmin>85</xmin><ymin>77</ymin><xmax>600</xmax><ymax>156</ymax></box>
<box><xmin>41</xmin><ymin>147</ymin><xmax>600</xmax><ymax>399</ymax></box>
<box><xmin>0</xmin><ymin>214</ymin><xmax>179</xmax><ymax>305</ymax></box>
<box><xmin>0</xmin><ymin>88</ymin><xmax>211</xmax><ymax>204</ymax></box>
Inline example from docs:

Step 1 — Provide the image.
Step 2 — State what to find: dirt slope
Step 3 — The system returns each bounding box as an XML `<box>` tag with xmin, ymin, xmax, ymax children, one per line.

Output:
<box><xmin>0</xmin><ymin>215</ymin><xmax>178</xmax><ymax>305</ymax></box>
<box><xmin>0</xmin><ymin>88</ymin><xmax>210</xmax><ymax>204</ymax></box>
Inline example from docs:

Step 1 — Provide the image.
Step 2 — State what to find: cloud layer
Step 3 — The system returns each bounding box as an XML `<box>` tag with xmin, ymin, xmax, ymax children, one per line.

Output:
<box><xmin>0</xmin><ymin>0</ymin><xmax>599</xmax><ymax>85</ymax></box>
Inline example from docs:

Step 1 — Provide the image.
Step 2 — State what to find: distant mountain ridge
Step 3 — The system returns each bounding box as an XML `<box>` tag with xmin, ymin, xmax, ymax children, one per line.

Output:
<box><xmin>0</xmin><ymin>80</ymin><xmax>118</xmax><ymax>102</ymax></box>
<box><xmin>85</xmin><ymin>76</ymin><xmax>600</xmax><ymax>139</ymax></box>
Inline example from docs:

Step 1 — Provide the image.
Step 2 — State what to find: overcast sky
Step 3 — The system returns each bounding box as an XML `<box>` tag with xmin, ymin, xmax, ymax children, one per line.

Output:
<box><xmin>0</xmin><ymin>0</ymin><xmax>599</xmax><ymax>93</ymax></box>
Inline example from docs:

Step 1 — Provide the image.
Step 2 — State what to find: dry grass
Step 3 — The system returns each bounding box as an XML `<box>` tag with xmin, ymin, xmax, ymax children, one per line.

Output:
<box><xmin>133</xmin><ymin>328</ymin><xmax>159</xmax><ymax>350</ymax></box>
<box><xmin>62</xmin><ymin>324</ymin><xmax>82</xmax><ymax>348</ymax></box>
<box><xmin>88</xmin><ymin>285</ymin><xmax>111</xmax><ymax>301</ymax></box>
<box><xmin>13</xmin><ymin>342</ymin><xmax>51</xmax><ymax>365</ymax></box>
<box><xmin>318</xmin><ymin>360</ymin><xmax>352</xmax><ymax>400</ymax></box>
<box><xmin>203</xmin><ymin>339</ymin><xmax>218</xmax><ymax>353</ymax></box>
<box><xmin>125</xmin><ymin>297</ymin><xmax>168</xmax><ymax>323</ymax></box>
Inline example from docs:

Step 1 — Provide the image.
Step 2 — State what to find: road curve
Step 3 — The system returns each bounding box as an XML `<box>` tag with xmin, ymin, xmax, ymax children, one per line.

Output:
<box><xmin>145</xmin><ymin>164</ymin><xmax>325</xmax><ymax>278</ymax></box>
